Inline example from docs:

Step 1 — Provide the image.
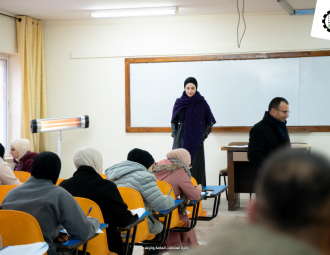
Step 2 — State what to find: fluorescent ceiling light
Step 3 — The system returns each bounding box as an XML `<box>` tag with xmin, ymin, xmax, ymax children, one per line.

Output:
<box><xmin>277</xmin><ymin>0</ymin><xmax>294</xmax><ymax>15</ymax></box>
<box><xmin>295</xmin><ymin>9</ymin><xmax>315</xmax><ymax>15</ymax></box>
<box><xmin>277</xmin><ymin>0</ymin><xmax>315</xmax><ymax>15</ymax></box>
<box><xmin>91</xmin><ymin>7</ymin><xmax>179</xmax><ymax>18</ymax></box>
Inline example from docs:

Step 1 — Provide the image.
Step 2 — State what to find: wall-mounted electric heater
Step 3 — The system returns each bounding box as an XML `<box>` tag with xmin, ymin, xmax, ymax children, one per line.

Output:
<box><xmin>30</xmin><ymin>116</ymin><xmax>89</xmax><ymax>158</ymax></box>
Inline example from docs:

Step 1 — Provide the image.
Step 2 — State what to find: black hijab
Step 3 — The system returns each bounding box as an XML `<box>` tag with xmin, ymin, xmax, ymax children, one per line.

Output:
<box><xmin>0</xmin><ymin>143</ymin><xmax>4</xmax><ymax>159</ymax></box>
<box><xmin>184</xmin><ymin>77</ymin><xmax>198</xmax><ymax>90</ymax></box>
<box><xmin>31</xmin><ymin>151</ymin><xmax>61</xmax><ymax>184</ymax></box>
<box><xmin>127</xmin><ymin>148</ymin><xmax>155</xmax><ymax>169</ymax></box>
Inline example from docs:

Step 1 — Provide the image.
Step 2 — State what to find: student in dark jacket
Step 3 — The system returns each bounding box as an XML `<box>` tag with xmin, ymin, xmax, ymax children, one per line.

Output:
<box><xmin>60</xmin><ymin>147</ymin><xmax>138</xmax><ymax>255</ymax></box>
<box><xmin>2</xmin><ymin>151</ymin><xmax>100</xmax><ymax>255</ymax></box>
<box><xmin>248</xmin><ymin>97</ymin><xmax>291</xmax><ymax>167</ymax></box>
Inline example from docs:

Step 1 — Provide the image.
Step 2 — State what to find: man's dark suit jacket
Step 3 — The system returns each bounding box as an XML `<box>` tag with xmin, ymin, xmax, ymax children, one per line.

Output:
<box><xmin>248</xmin><ymin>112</ymin><xmax>290</xmax><ymax>166</ymax></box>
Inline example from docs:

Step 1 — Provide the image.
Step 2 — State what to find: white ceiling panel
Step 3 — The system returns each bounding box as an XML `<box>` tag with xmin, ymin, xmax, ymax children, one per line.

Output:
<box><xmin>0</xmin><ymin>0</ymin><xmax>317</xmax><ymax>20</ymax></box>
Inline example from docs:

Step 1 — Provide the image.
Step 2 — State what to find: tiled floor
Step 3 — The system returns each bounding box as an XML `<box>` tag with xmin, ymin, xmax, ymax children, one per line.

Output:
<box><xmin>132</xmin><ymin>197</ymin><xmax>250</xmax><ymax>255</ymax></box>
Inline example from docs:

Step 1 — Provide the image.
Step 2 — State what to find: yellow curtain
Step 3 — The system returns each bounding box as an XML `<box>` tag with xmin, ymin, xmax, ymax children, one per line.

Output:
<box><xmin>16</xmin><ymin>16</ymin><xmax>48</xmax><ymax>152</ymax></box>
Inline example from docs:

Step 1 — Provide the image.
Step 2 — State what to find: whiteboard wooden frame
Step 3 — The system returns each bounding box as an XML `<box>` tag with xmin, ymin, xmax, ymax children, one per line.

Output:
<box><xmin>125</xmin><ymin>50</ymin><xmax>330</xmax><ymax>133</ymax></box>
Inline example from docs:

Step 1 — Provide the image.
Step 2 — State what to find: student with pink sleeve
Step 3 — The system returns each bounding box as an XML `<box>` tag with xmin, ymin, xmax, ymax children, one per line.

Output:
<box><xmin>152</xmin><ymin>148</ymin><xmax>202</xmax><ymax>251</ymax></box>
<box><xmin>0</xmin><ymin>143</ymin><xmax>21</xmax><ymax>185</ymax></box>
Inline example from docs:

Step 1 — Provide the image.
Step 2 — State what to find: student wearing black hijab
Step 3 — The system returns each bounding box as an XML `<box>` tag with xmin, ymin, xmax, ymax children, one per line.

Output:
<box><xmin>127</xmin><ymin>148</ymin><xmax>155</xmax><ymax>170</ymax></box>
<box><xmin>0</xmin><ymin>143</ymin><xmax>21</xmax><ymax>185</ymax></box>
<box><xmin>31</xmin><ymin>151</ymin><xmax>61</xmax><ymax>184</ymax></box>
<box><xmin>1</xmin><ymin>151</ymin><xmax>100</xmax><ymax>255</ymax></box>
<box><xmin>0</xmin><ymin>143</ymin><xmax>4</xmax><ymax>159</ymax></box>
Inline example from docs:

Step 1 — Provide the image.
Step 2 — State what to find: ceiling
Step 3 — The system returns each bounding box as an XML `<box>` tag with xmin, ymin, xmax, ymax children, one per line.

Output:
<box><xmin>0</xmin><ymin>0</ymin><xmax>317</xmax><ymax>20</ymax></box>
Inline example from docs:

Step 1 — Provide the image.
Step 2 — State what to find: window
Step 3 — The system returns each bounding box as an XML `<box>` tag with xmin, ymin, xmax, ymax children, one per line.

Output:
<box><xmin>0</xmin><ymin>56</ymin><xmax>8</xmax><ymax>148</ymax></box>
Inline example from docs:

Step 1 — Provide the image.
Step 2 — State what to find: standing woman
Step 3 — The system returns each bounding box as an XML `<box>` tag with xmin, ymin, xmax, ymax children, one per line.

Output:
<box><xmin>171</xmin><ymin>77</ymin><xmax>216</xmax><ymax>187</ymax></box>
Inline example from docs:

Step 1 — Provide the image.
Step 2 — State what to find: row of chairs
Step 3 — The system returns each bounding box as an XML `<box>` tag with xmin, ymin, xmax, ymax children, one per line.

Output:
<box><xmin>0</xmin><ymin>172</ymin><xmax>227</xmax><ymax>255</ymax></box>
<box><xmin>0</xmin><ymin>184</ymin><xmax>183</xmax><ymax>255</ymax></box>
<box><xmin>10</xmin><ymin>172</ymin><xmax>214</xmax><ymax>219</ymax></box>
<box><xmin>1</xmin><ymin>173</ymin><xmax>218</xmax><ymax>223</ymax></box>
<box><xmin>0</xmin><ymin>196</ymin><xmax>110</xmax><ymax>255</ymax></box>
<box><xmin>11</xmin><ymin>171</ymin><xmax>31</xmax><ymax>183</ymax></box>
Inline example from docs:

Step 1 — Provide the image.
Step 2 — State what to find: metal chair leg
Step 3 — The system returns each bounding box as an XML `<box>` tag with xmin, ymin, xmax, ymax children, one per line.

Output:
<box><xmin>223</xmin><ymin>174</ymin><xmax>228</xmax><ymax>201</ymax></box>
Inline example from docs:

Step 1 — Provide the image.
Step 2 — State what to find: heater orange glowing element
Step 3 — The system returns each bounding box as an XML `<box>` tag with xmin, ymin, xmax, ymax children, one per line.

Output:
<box><xmin>40</xmin><ymin>118</ymin><xmax>81</xmax><ymax>130</ymax></box>
<box><xmin>30</xmin><ymin>116</ymin><xmax>89</xmax><ymax>160</ymax></box>
<box><xmin>30</xmin><ymin>115</ymin><xmax>89</xmax><ymax>133</ymax></box>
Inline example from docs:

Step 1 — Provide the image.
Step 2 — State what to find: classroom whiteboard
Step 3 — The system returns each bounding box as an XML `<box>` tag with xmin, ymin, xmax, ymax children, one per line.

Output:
<box><xmin>126</xmin><ymin>51</ymin><xmax>330</xmax><ymax>132</ymax></box>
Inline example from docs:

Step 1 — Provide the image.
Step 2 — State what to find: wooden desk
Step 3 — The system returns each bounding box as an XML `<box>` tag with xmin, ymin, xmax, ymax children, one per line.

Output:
<box><xmin>221</xmin><ymin>144</ymin><xmax>312</xmax><ymax>211</ymax></box>
<box><xmin>221</xmin><ymin>146</ymin><xmax>256</xmax><ymax>211</ymax></box>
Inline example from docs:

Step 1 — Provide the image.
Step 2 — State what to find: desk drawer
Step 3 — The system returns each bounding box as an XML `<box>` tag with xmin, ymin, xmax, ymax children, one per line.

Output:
<box><xmin>233</xmin><ymin>152</ymin><xmax>248</xmax><ymax>162</ymax></box>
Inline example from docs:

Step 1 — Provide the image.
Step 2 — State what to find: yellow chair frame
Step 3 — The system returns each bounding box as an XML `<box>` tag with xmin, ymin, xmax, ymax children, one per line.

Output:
<box><xmin>74</xmin><ymin>197</ymin><xmax>112</xmax><ymax>255</ymax></box>
<box><xmin>55</xmin><ymin>178</ymin><xmax>66</xmax><ymax>186</ymax></box>
<box><xmin>187</xmin><ymin>177</ymin><xmax>207</xmax><ymax>219</ymax></box>
<box><xmin>0</xmin><ymin>210</ymin><xmax>46</xmax><ymax>255</ymax></box>
<box><xmin>0</xmin><ymin>185</ymin><xmax>19</xmax><ymax>205</ymax></box>
<box><xmin>13</xmin><ymin>171</ymin><xmax>31</xmax><ymax>183</ymax></box>
<box><xmin>117</xmin><ymin>187</ymin><xmax>155</xmax><ymax>243</ymax></box>
<box><xmin>156</xmin><ymin>180</ymin><xmax>185</xmax><ymax>229</ymax></box>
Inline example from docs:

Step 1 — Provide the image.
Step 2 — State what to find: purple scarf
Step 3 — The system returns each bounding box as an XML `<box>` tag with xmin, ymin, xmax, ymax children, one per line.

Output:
<box><xmin>171</xmin><ymin>91</ymin><xmax>216</xmax><ymax>159</ymax></box>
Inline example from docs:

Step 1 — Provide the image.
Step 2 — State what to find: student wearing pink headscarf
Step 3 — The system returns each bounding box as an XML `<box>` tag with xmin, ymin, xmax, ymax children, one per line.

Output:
<box><xmin>152</xmin><ymin>148</ymin><xmax>202</xmax><ymax>251</ymax></box>
<box><xmin>10</xmin><ymin>138</ymin><xmax>38</xmax><ymax>173</ymax></box>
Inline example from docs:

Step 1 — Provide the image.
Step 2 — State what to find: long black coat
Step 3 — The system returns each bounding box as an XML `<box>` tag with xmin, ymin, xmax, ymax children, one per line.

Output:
<box><xmin>60</xmin><ymin>166</ymin><xmax>138</xmax><ymax>255</ymax></box>
<box><xmin>248</xmin><ymin>112</ymin><xmax>291</xmax><ymax>167</ymax></box>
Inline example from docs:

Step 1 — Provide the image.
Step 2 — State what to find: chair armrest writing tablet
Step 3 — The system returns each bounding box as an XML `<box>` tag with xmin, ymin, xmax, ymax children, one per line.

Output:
<box><xmin>203</xmin><ymin>185</ymin><xmax>228</xmax><ymax>196</ymax></box>
<box><xmin>117</xmin><ymin>211</ymin><xmax>152</xmax><ymax>231</ymax></box>
<box><xmin>156</xmin><ymin>199</ymin><xmax>184</xmax><ymax>216</ymax></box>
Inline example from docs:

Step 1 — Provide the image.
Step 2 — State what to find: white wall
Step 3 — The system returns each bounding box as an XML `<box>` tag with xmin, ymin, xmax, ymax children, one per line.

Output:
<box><xmin>0</xmin><ymin>11</ymin><xmax>17</xmax><ymax>54</ymax></box>
<box><xmin>43</xmin><ymin>13</ymin><xmax>330</xmax><ymax>183</ymax></box>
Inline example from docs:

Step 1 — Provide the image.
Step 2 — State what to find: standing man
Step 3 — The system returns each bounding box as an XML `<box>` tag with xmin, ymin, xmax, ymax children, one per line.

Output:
<box><xmin>248</xmin><ymin>97</ymin><xmax>291</xmax><ymax>166</ymax></box>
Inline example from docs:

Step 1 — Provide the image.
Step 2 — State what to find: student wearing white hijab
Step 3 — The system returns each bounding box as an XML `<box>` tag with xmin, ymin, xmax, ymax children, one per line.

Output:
<box><xmin>60</xmin><ymin>147</ymin><xmax>138</xmax><ymax>255</ymax></box>
<box><xmin>0</xmin><ymin>143</ymin><xmax>21</xmax><ymax>185</ymax></box>
<box><xmin>10</xmin><ymin>138</ymin><xmax>38</xmax><ymax>173</ymax></box>
<box><xmin>73</xmin><ymin>147</ymin><xmax>103</xmax><ymax>175</ymax></box>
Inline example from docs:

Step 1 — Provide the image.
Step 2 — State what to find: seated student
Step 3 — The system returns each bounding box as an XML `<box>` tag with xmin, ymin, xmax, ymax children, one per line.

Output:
<box><xmin>10</xmin><ymin>138</ymin><xmax>38</xmax><ymax>173</ymax></box>
<box><xmin>0</xmin><ymin>143</ymin><xmax>21</xmax><ymax>185</ymax></box>
<box><xmin>152</xmin><ymin>148</ymin><xmax>201</xmax><ymax>251</ymax></box>
<box><xmin>186</xmin><ymin>149</ymin><xmax>330</xmax><ymax>255</ymax></box>
<box><xmin>1</xmin><ymin>151</ymin><xmax>100</xmax><ymax>255</ymax></box>
<box><xmin>60</xmin><ymin>147</ymin><xmax>138</xmax><ymax>255</ymax></box>
<box><xmin>105</xmin><ymin>148</ymin><xmax>175</xmax><ymax>237</ymax></box>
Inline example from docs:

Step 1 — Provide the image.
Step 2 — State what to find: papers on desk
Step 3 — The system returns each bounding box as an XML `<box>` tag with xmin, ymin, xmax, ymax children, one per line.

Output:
<box><xmin>60</xmin><ymin>228</ymin><xmax>69</xmax><ymax>236</ymax></box>
<box><xmin>130</xmin><ymin>208</ymin><xmax>146</xmax><ymax>218</ymax></box>
<box><xmin>227</xmin><ymin>145</ymin><xmax>248</xmax><ymax>148</ymax></box>
<box><xmin>291</xmin><ymin>143</ymin><xmax>312</xmax><ymax>148</ymax></box>
<box><xmin>0</xmin><ymin>242</ymin><xmax>48</xmax><ymax>255</ymax></box>
<box><xmin>60</xmin><ymin>227</ymin><xmax>103</xmax><ymax>235</ymax></box>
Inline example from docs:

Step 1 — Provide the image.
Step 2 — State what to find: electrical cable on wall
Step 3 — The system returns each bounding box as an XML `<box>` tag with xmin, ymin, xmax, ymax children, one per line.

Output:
<box><xmin>237</xmin><ymin>0</ymin><xmax>246</xmax><ymax>48</ymax></box>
